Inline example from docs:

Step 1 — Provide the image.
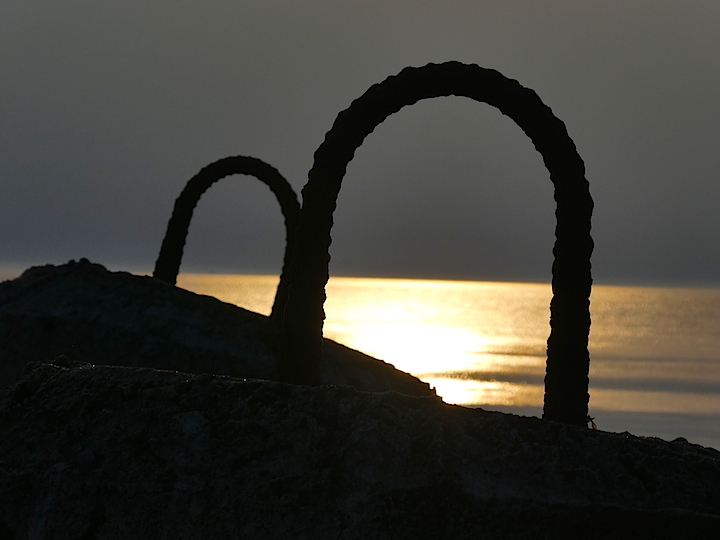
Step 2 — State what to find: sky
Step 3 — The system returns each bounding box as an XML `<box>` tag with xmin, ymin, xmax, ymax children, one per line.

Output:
<box><xmin>1</xmin><ymin>1</ymin><xmax>719</xmax><ymax>287</ymax></box>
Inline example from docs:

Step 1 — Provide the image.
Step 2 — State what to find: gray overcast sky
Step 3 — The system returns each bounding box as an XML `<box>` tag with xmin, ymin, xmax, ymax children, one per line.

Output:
<box><xmin>1</xmin><ymin>1</ymin><xmax>719</xmax><ymax>286</ymax></box>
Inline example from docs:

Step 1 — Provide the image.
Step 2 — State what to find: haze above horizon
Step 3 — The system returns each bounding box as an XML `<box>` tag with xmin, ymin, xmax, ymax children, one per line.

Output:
<box><xmin>2</xmin><ymin>2</ymin><xmax>719</xmax><ymax>288</ymax></box>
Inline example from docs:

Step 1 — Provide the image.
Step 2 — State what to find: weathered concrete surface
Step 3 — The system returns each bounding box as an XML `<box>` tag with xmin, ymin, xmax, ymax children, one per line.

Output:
<box><xmin>1</xmin><ymin>363</ymin><xmax>719</xmax><ymax>539</ymax></box>
<box><xmin>0</xmin><ymin>260</ymin><xmax>432</xmax><ymax>397</ymax></box>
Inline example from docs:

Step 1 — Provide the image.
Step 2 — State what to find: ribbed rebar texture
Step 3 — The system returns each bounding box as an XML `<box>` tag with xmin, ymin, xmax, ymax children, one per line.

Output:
<box><xmin>279</xmin><ymin>62</ymin><xmax>593</xmax><ymax>425</ymax></box>
<box><xmin>153</xmin><ymin>156</ymin><xmax>300</xmax><ymax>321</ymax></box>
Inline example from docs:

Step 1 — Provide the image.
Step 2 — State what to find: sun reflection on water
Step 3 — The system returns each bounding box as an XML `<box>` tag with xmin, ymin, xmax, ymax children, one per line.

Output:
<box><xmin>325</xmin><ymin>321</ymin><xmax>493</xmax><ymax>374</ymax></box>
<box><xmin>177</xmin><ymin>274</ymin><xmax>720</xmax><ymax>419</ymax></box>
<box><xmin>177</xmin><ymin>274</ymin><xmax>552</xmax><ymax>408</ymax></box>
<box><xmin>321</xmin><ymin>277</ymin><xmax>551</xmax><ymax>407</ymax></box>
<box><xmin>421</xmin><ymin>377</ymin><xmax>545</xmax><ymax>407</ymax></box>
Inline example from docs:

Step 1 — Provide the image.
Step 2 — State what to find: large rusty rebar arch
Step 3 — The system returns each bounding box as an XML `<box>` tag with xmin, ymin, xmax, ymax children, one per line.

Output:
<box><xmin>279</xmin><ymin>62</ymin><xmax>594</xmax><ymax>426</ymax></box>
<box><xmin>153</xmin><ymin>155</ymin><xmax>300</xmax><ymax>321</ymax></box>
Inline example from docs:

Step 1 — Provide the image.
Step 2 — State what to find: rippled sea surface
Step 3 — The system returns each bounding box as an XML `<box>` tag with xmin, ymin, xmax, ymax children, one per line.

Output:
<box><xmin>176</xmin><ymin>274</ymin><xmax>720</xmax><ymax>449</ymax></box>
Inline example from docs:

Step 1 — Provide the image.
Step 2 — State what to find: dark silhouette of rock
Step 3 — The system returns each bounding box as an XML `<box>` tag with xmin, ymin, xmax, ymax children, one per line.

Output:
<box><xmin>153</xmin><ymin>156</ymin><xmax>300</xmax><ymax>320</ymax></box>
<box><xmin>1</xmin><ymin>362</ymin><xmax>718</xmax><ymax>539</ymax></box>
<box><xmin>0</xmin><ymin>260</ymin><xmax>433</xmax><ymax>397</ymax></box>
<box><xmin>279</xmin><ymin>62</ymin><xmax>594</xmax><ymax>427</ymax></box>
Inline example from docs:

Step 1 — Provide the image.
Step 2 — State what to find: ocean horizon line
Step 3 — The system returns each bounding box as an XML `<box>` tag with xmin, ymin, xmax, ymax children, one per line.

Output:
<box><xmin>1</xmin><ymin>262</ymin><xmax>719</xmax><ymax>291</ymax></box>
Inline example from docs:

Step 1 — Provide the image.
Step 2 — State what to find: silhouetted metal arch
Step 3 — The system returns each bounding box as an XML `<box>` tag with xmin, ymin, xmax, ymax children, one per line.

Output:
<box><xmin>279</xmin><ymin>62</ymin><xmax>594</xmax><ymax>426</ymax></box>
<box><xmin>153</xmin><ymin>155</ymin><xmax>300</xmax><ymax>321</ymax></box>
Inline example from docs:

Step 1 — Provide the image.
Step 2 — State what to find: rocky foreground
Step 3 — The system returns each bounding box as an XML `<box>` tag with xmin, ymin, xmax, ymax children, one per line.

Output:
<box><xmin>1</xmin><ymin>261</ymin><xmax>720</xmax><ymax>538</ymax></box>
<box><xmin>2</xmin><ymin>363</ymin><xmax>720</xmax><ymax>539</ymax></box>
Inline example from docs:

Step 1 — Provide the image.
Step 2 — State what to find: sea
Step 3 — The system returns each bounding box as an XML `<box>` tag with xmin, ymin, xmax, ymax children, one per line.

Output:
<box><xmin>176</xmin><ymin>274</ymin><xmax>720</xmax><ymax>450</ymax></box>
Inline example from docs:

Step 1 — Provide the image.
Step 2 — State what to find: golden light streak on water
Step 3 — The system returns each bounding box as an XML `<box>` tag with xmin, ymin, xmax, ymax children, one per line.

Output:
<box><xmin>320</xmin><ymin>277</ymin><xmax>551</xmax><ymax>404</ymax></box>
<box><xmin>176</xmin><ymin>274</ymin><xmax>720</xmax><ymax>434</ymax></box>
<box><xmin>421</xmin><ymin>378</ymin><xmax>544</xmax><ymax>408</ymax></box>
<box><xmin>178</xmin><ymin>274</ymin><xmax>553</xmax><ymax>406</ymax></box>
<box><xmin>325</xmin><ymin>321</ymin><xmax>493</xmax><ymax>375</ymax></box>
